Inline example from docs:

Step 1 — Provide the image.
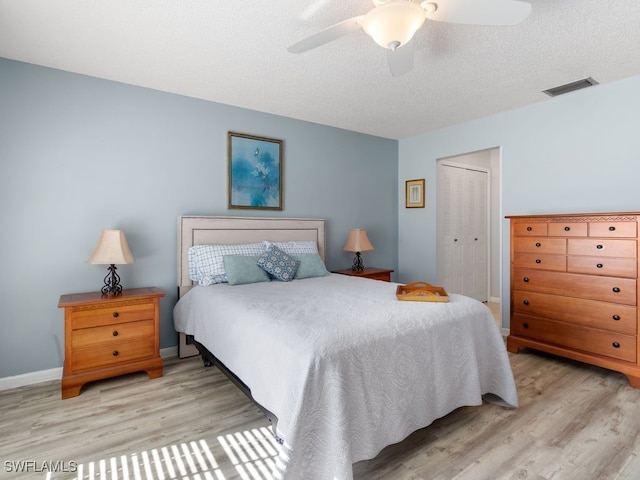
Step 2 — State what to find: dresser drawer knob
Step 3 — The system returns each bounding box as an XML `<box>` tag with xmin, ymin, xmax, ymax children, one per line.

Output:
<box><xmin>612</xmin><ymin>315</ymin><xmax>620</xmax><ymax>321</ymax></box>
<box><xmin>527</xmin><ymin>226</ymin><xmax>532</xmax><ymax>231</ymax></box>
<box><xmin>564</xmin><ymin>226</ymin><xmax>570</xmax><ymax>231</ymax></box>
<box><xmin>609</xmin><ymin>226</ymin><xmax>616</xmax><ymax>231</ymax></box>
<box><xmin>112</xmin><ymin>312</ymin><xmax>119</xmax><ymax>318</ymax></box>
<box><xmin>596</xmin><ymin>263</ymin><xmax>603</xmax><ymax>269</ymax></box>
<box><xmin>535</xmin><ymin>242</ymin><xmax>541</xmax><ymax>247</ymax></box>
<box><xmin>535</xmin><ymin>259</ymin><xmax>541</xmax><ymax>264</ymax></box>
<box><xmin>612</xmin><ymin>342</ymin><xmax>620</xmax><ymax>349</ymax></box>
<box><xmin>612</xmin><ymin>287</ymin><xmax>620</xmax><ymax>293</ymax></box>
<box><xmin>523</xmin><ymin>300</ymin><xmax>529</xmax><ymax>305</ymax></box>
<box><xmin>596</xmin><ymin>244</ymin><xmax>603</xmax><ymax>249</ymax></box>
<box><xmin>112</xmin><ymin>330</ymin><xmax>119</xmax><ymax>337</ymax></box>
<box><xmin>523</xmin><ymin>277</ymin><xmax>529</xmax><ymax>283</ymax></box>
<box><xmin>112</xmin><ymin>350</ymin><xmax>119</xmax><ymax>356</ymax></box>
<box><xmin>523</xmin><ymin>323</ymin><xmax>529</xmax><ymax>329</ymax></box>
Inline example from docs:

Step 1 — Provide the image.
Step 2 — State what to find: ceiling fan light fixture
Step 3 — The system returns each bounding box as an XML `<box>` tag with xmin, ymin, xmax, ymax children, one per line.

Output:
<box><xmin>362</xmin><ymin>1</ymin><xmax>426</xmax><ymax>50</ymax></box>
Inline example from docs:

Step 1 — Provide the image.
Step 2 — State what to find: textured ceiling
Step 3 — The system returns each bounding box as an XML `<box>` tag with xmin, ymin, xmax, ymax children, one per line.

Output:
<box><xmin>1</xmin><ymin>0</ymin><xmax>639</xmax><ymax>139</ymax></box>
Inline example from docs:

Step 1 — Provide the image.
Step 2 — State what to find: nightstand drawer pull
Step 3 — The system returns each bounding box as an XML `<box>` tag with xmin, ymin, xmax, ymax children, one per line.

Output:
<box><xmin>564</xmin><ymin>226</ymin><xmax>570</xmax><ymax>231</ymax></box>
<box><xmin>535</xmin><ymin>242</ymin><xmax>541</xmax><ymax>247</ymax></box>
<box><xmin>112</xmin><ymin>330</ymin><xmax>119</xmax><ymax>337</ymax></box>
<box><xmin>596</xmin><ymin>244</ymin><xmax>603</xmax><ymax>249</ymax></box>
<box><xmin>527</xmin><ymin>226</ymin><xmax>532</xmax><ymax>231</ymax></box>
<box><xmin>112</xmin><ymin>312</ymin><xmax>119</xmax><ymax>318</ymax></box>
<box><xmin>613</xmin><ymin>315</ymin><xmax>620</xmax><ymax>321</ymax></box>
<box><xmin>612</xmin><ymin>342</ymin><xmax>620</xmax><ymax>349</ymax></box>
<box><xmin>535</xmin><ymin>259</ymin><xmax>541</xmax><ymax>264</ymax></box>
<box><xmin>523</xmin><ymin>323</ymin><xmax>529</xmax><ymax>329</ymax></box>
<box><xmin>596</xmin><ymin>263</ymin><xmax>603</xmax><ymax>268</ymax></box>
<box><xmin>523</xmin><ymin>277</ymin><xmax>529</xmax><ymax>282</ymax></box>
<box><xmin>612</xmin><ymin>287</ymin><xmax>620</xmax><ymax>293</ymax></box>
<box><xmin>112</xmin><ymin>350</ymin><xmax>119</xmax><ymax>356</ymax></box>
<box><xmin>523</xmin><ymin>300</ymin><xmax>529</xmax><ymax>305</ymax></box>
<box><xmin>609</xmin><ymin>226</ymin><xmax>616</xmax><ymax>231</ymax></box>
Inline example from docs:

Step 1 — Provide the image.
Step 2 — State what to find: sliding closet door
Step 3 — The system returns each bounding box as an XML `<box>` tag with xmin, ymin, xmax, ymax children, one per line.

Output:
<box><xmin>437</xmin><ymin>162</ymin><xmax>489</xmax><ymax>302</ymax></box>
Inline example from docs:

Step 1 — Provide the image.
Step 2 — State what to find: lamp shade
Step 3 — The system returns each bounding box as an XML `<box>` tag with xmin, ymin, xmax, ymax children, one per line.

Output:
<box><xmin>86</xmin><ymin>230</ymin><xmax>135</xmax><ymax>265</ymax></box>
<box><xmin>343</xmin><ymin>229</ymin><xmax>374</xmax><ymax>253</ymax></box>
<box><xmin>362</xmin><ymin>1</ymin><xmax>426</xmax><ymax>50</ymax></box>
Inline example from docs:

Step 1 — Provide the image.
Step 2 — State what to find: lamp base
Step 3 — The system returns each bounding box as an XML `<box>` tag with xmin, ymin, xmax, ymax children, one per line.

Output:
<box><xmin>101</xmin><ymin>264</ymin><xmax>123</xmax><ymax>296</ymax></box>
<box><xmin>351</xmin><ymin>252</ymin><xmax>365</xmax><ymax>272</ymax></box>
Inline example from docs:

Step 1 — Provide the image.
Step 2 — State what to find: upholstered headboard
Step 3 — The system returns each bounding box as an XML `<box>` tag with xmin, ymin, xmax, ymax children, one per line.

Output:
<box><xmin>176</xmin><ymin>216</ymin><xmax>326</xmax><ymax>357</ymax></box>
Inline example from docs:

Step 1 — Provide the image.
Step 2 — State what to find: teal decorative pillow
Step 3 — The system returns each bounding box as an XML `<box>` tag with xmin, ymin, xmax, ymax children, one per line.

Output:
<box><xmin>223</xmin><ymin>255</ymin><xmax>271</xmax><ymax>286</ymax></box>
<box><xmin>257</xmin><ymin>245</ymin><xmax>300</xmax><ymax>282</ymax></box>
<box><xmin>294</xmin><ymin>253</ymin><xmax>330</xmax><ymax>279</ymax></box>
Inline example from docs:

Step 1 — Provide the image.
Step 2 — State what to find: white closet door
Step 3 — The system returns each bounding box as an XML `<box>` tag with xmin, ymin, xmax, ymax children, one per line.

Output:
<box><xmin>437</xmin><ymin>163</ymin><xmax>489</xmax><ymax>302</ymax></box>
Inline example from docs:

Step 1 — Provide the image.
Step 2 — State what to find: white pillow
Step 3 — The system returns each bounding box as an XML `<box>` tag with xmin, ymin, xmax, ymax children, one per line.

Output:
<box><xmin>188</xmin><ymin>243</ymin><xmax>267</xmax><ymax>285</ymax></box>
<box><xmin>262</xmin><ymin>240</ymin><xmax>318</xmax><ymax>255</ymax></box>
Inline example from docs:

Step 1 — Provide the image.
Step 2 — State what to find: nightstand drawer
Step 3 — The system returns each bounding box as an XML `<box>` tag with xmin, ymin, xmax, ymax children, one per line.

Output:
<box><xmin>71</xmin><ymin>319</ymin><xmax>155</xmax><ymax>349</ymax></box>
<box><xmin>71</xmin><ymin>339</ymin><xmax>156</xmax><ymax>372</ymax></box>
<box><xmin>70</xmin><ymin>302</ymin><xmax>155</xmax><ymax>329</ymax></box>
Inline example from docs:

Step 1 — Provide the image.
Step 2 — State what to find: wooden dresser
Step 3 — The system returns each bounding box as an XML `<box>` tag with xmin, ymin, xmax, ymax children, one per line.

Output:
<box><xmin>506</xmin><ymin>212</ymin><xmax>640</xmax><ymax>387</ymax></box>
<box><xmin>58</xmin><ymin>287</ymin><xmax>164</xmax><ymax>398</ymax></box>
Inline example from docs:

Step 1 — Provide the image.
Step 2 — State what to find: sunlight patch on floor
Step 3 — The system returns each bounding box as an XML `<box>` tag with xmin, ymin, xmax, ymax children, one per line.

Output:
<box><xmin>46</xmin><ymin>427</ymin><xmax>281</xmax><ymax>480</ymax></box>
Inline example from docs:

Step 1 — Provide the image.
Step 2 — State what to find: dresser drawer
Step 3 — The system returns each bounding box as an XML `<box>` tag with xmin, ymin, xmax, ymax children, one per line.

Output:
<box><xmin>511</xmin><ymin>313</ymin><xmax>636</xmax><ymax>362</ymax></box>
<box><xmin>512</xmin><ymin>237</ymin><xmax>566</xmax><ymax>254</ymax></box>
<box><xmin>567</xmin><ymin>239</ymin><xmax>637</xmax><ymax>258</ymax></box>
<box><xmin>568</xmin><ymin>256</ymin><xmax>637</xmax><ymax>278</ymax></box>
<box><xmin>589</xmin><ymin>221</ymin><xmax>637</xmax><ymax>238</ymax></box>
<box><xmin>71</xmin><ymin>319</ymin><xmax>155</xmax><ymax>349</ymax></box>
<box><xmin>513</xmin><ymin>222</ymin><xmax>548</xmax><ymax>236</ymax></box>
<box><xmin>513</xmin><ymin>269</ymin><xmax>637</xmax><ymax>305</ymax></box>
<box><xmin>512</xmin><ymin>290</ymin><xmax>637</xmax><ymax>335</ymax></box>
<box><xmin>512</xmin><ymin>253</ymin><xmax>566</xmax><ymax>271</ymax></box>
<box><xmin>548</xmin><ymin>222</ymin><xmax>587</xmax><ymax>237</ymax></box>
<box><xmin>70</xmin><ymin>339</ymin><xmax>156</xmax><ymax>373</ymax></box>
<box><xmin>70</xmin><ymin>302</ymin><xmax>155</xmax><ymax>329</ymax></box>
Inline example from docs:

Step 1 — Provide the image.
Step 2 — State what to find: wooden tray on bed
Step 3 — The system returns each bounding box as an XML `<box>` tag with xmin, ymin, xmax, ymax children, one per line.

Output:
<box><xmin>396</xmin><ymin>282</ymin><xmax>449</xmax><ymax>302</ymax></box>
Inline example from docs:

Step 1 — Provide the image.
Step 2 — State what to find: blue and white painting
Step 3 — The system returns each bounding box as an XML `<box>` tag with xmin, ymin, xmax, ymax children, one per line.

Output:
<box><xmin>228</xmin><ymin>133</ymin><xmax>282</xmax><ymax>210</ymax></box>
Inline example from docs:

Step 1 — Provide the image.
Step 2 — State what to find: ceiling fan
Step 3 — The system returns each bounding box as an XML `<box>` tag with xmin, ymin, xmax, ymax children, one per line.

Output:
<box><xmin>288</xmin><ymin>0</ymin><xmax>532</xmax><ymax>76</ymax></box>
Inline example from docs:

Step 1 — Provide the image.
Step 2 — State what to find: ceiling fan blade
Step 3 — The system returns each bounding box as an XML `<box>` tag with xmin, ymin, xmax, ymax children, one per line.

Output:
<box><xmin>387</xmin><ymin>42</ymin><xmax>414</xmax><ymax>77</ymax></box>
<box><xmin>424</xmin><ymin>0</ymin><xmax>531</xmax><ymax>26</ymax></box>
<box><xmin>288</xmin><ymin>15</ymin><xmax>365</xmax><ymax>53</ymax></box>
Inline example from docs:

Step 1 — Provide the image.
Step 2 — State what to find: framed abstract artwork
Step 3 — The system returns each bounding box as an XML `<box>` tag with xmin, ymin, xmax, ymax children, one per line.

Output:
<box><xmin>228</xmin><ymin>132</ymin><xmax>283</xmax><ymax>210</ymax></box>
<box><xmin>405</xmin><ymin>179</ymin><xmax>425</xmax><ymax>208</ymax></box>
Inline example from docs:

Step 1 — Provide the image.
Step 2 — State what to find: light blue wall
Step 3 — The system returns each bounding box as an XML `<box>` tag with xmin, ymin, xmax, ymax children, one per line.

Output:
<box><xmin>0</xmin><ymin>58</ymin><xmax>398</xmax><ymax>378</ymax></box>
<box><xmin>398</xmin><ymin>74</ymin><xmax>640</xmax><ymax>327</ymax></box>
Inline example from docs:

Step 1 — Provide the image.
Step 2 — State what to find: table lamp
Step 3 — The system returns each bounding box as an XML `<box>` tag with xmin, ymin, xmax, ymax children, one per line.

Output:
<box><xmin>86</xmin><ymin>230</ymin><xmax>135</xmax><ymax>296</ymax></box>
<box><xmin>343</xmin><ymin>228</ymin><xmax>374</xmax><ymax>272</ymax></box>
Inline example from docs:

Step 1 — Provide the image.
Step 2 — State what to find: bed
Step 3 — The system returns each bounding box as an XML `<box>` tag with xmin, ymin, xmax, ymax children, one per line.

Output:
<box><xmin>173</xmin><ymin>215</ymin><xmax>518</xmax><ymax>480</ymax></box>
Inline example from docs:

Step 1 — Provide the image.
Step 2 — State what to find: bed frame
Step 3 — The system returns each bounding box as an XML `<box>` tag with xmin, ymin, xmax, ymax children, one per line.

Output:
<box><xmin>175</xmin><ymin>216</ymin><xmax>326</xmax><ymax>431</ymax></box>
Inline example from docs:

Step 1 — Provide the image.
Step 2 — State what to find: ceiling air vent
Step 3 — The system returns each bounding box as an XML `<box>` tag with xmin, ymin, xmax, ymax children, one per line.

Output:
<box><xmin>542</xmin><ymin>77</ymin><xmax>599</xmax><ymax>97</ymax></box>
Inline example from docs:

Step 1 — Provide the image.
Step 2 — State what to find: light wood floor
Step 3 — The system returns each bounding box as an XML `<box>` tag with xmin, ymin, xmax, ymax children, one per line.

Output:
<box><xmin>2</xmin><ymin>348</ymin><xmax>640</xmax><ymax>480</ymax></box>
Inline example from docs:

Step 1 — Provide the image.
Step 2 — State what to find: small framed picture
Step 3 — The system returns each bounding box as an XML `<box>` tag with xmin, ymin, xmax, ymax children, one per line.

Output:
<box><xmin>405</xmin><ymin>179</ymin><xmax>425</xmax><ymax>208</ymax></box>
<box><xmin>228</xmin><ymin>132</ymin><xmax>283</xmax><ymax>210</ymax></box>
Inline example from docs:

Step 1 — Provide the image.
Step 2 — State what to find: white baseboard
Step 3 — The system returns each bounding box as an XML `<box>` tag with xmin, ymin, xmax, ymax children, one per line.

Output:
<box><xmin>0</xmin><ymin>347</ymin><xmax>179</xmax><ymax>391</ymax></box>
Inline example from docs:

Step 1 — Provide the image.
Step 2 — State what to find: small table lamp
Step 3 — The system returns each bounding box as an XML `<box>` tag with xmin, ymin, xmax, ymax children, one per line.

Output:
<box><xmin>343</xmin><ymin>228</ymin><xmax>374</xmax><ymax>272</ymax></box>
<box><xmin>86</xmin><ymin>230</ymin><xmax>135</xmax><ymax>296</ymax></box>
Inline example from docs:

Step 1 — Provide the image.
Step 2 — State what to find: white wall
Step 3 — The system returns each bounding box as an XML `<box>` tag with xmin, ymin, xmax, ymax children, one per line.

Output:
<box><xmin>399</xmin><ymin>74</ymin><xmax>640</xmax><ymax>326</ymax></box>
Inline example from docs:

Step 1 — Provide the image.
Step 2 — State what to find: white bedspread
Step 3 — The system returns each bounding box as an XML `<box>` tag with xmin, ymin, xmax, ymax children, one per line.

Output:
<box><xmin>173</xmin><ymin>274</ymin><xmax>518</xmax><ymax>480</ymax></box>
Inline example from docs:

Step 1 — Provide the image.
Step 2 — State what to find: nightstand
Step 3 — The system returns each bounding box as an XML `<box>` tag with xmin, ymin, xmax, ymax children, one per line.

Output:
<box><xmin>58</xmin><ymin>287</ymin><xmax>165</xmax><ymax>399</ymax></box>
<box><xmin>332</xmin><ymin>267</ymin><xmax>394</xmax><ymax>282</ymax></box>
